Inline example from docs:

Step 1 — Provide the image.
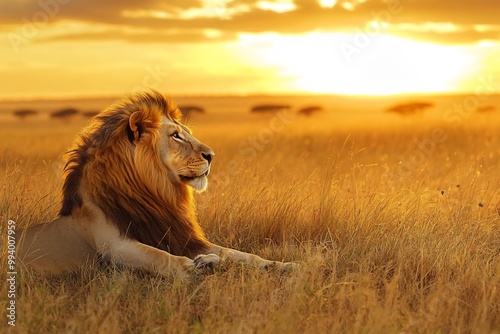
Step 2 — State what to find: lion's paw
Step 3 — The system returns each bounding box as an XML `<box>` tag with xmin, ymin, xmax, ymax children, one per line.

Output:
<box><xmin>280</xmin><ymin>261</ymin><xmax>300</xmax><ymax>274</ymax></box>
<box><xmin>193</xmin><ymin>253</ymin><xmax>220</xmax><ymax>273</ymax></box>
<box><xmin>259</xmin><ymin>261</ymin><xmax>300</xmax><ymax>273</ymax></box>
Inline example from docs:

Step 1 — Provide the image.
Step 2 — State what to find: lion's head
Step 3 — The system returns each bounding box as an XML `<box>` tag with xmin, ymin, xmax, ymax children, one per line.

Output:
<box><xmin>125</xmin><ymin>93</ymin><xmax>214</xmax><ymax>192</ymax></box>
<box><xmin>150</xmin><ymin>112</ymin><xmax>214</xmax><ymax>192</ymax></box>
<box><xmin>60</xmin><ymin>91</ymin><xmax>211</xmax><ymax>257</ymax></box>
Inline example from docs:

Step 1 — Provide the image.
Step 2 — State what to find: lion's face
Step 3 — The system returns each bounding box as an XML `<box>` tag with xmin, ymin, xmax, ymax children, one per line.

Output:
<box><xmin>158</xmin><ymin>117</ymin><xmax>214</xmax><ymax>192</ymax></box>
<box><xmin>125</xmin><ymin>96</ymin><xmax>214</xmax><ymax>193</ymax></box>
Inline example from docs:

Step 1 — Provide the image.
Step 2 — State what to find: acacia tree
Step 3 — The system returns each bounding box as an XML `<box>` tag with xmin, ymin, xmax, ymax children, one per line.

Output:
<box><xmin>13</xmin><ymin>109</ymin><xmax>38</xmax><ymax>120</ymax></box>
<box><xmin>51</xmin><ymin>108</ymin><xmax>79</xmax><ymax>121</ymax></box>
<box><xmin>251</xmin><ymin>104</ymin><xmax>291</xmax><ymax>113</ymax></box>
<box><xmin>387</xmin><ymin>102</ymin><xmax>434</xmax><ymax>115</ymax></box>
<box><xmin>298</xmin><ymin>105</ymin><xmax>323</xmax><ymax>116</ymax></box>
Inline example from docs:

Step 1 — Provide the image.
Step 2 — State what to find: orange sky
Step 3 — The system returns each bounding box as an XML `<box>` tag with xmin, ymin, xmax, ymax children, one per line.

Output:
<box><xmin>0</xmin><ymin>0</ymin><xmax>499</xmax><ymax>99</ymax></box>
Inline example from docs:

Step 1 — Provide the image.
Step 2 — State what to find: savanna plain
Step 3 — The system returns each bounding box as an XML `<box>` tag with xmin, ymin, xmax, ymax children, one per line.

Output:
<box><xmin>1</xmin><ymin>95</ymin><xmax>500</xmax><ymax>333</ymax></box>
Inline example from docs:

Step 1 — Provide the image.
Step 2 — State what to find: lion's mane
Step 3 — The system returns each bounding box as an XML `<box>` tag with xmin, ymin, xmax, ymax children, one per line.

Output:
<box><xmin>59</xmin><ymin>91</ymin><xmax>209</xmax><ymax>258</ymax></box>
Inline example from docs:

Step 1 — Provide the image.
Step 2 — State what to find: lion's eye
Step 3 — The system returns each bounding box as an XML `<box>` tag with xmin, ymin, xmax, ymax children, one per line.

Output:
<box><xmin>172</xmin><ymin>132</ymin><xmax>183</xmax><ymax>141</ymax></box>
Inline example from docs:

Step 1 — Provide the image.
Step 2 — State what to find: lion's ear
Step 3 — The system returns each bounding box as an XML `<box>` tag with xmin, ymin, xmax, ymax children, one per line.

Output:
<box><xmin>128</xmin><ymin>111</ymin><xmax>145</xmax><ymax>142</ymax></box>
<box><xmin>127</xmin><ymin>110</ymin><xmax>160</xmax><ymax>143</ymax></box>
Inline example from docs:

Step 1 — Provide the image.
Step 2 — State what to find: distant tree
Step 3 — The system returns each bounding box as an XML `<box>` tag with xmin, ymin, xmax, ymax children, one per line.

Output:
<box><xmin>178</xmin><ymin>105</ymin><xmax>205</xmax><ymax>119</ymax></box>
<box><xmin>251</xmin><ymin>104</ymin><xmax>291</xmax><ymax>113</ymax></box>
<box><xmin>387</xmin><ymin>102</ymin><xmax>434</xmax><ymax>115</ymax></box>
<box><xmin>13</xmin><ymin>109</ymin><xmax>38</xmax><ymax>120</ymax></box>
<box><xmin>51</xmin><ymin>108</ymin><xmax>79</xmax><ymax>120</ymax></box>
<box><xmin>298</xmin><ymin>105</ymin><xmax>323</xmax><ymax>116</ymax></box>
<box><xmin>82</xmin><ymin>111</ymin><xmax>100</xmax><ymax>118</ymax></box>
<box><xmin>476</xmin><ymin>105</ymin><xmax>496</xmax><ymax>113</ymax></box>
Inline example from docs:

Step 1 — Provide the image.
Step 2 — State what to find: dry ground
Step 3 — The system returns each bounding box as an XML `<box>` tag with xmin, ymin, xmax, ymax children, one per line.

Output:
<box><xmin>1</xmin><ymin>101</ymin><xmax>500</xmax><ymax>333</ymax></box>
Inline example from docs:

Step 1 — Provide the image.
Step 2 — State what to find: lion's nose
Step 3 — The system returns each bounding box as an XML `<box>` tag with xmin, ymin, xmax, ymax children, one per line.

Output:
<box><xmin>201</xmin><ymin>152</ymin><xmax>213</xmax><ymax>164</ymax></box>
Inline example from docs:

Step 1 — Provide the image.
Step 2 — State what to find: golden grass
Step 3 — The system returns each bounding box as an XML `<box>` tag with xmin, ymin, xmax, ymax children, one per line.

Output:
<box><xmin>1</xmin><ymin>108</ymin><xmax>500</xmax><ymax>333</ymax></box>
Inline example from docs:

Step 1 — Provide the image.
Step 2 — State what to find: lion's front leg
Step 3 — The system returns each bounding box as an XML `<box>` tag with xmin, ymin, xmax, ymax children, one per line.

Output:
<box><xmin>100</xmin><ymin>238</ymin><xmax>220</xmax><ymax>278</ymax></box>
<box><xmin>91</xmin><ymin>221</ymin><xmax>219</xmax><ymax>278</ymax></box>
<box><xmin>205</xmin><ymin>242</ymin><xmax>297</xmax><ymax>272</ymax></box>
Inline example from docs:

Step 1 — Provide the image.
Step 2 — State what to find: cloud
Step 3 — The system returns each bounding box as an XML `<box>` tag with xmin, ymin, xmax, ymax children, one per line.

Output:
<box><xmin>36</xmin><ymin>29</ymin><xmax>237</xmax><ymax>44</ymax></box>
<box><xmin>390</xmin><ymin>23</ymin><xmax>500</xmax><ymax>45</ymax></box>
<box><xmin>0</xmin><ymin>0</ymin><xmax>499</xmax><ymax>44</ymax></box>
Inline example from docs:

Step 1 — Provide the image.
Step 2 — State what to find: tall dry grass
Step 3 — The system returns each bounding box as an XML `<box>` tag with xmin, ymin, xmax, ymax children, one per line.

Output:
<box><xmin>1</xmin><ymin>109</ymin><xmax>499</xmax><ymax>333</ymax></box>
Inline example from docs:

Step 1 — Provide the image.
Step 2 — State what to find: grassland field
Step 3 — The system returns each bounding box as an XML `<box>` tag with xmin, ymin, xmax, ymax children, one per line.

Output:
<box><xmin>1</xmin><ymin>94</ymin><xmax>500</xmax><ymax>333</ymax></box>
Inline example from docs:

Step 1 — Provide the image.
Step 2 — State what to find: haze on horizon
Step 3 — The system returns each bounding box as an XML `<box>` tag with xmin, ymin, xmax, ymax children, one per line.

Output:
<box><xmin>1</xmin><ymin>0</ymin><xmax>499</xmax><ymax>100</ymax></box>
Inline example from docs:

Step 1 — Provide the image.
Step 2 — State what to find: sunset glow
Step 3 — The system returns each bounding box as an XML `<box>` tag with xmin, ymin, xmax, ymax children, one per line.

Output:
<box><xmin>0</xmin><ymin>0</ymin><xmax>499</xmax><ymax>99</ymax></box>
<box><xmin>239</xmin><ymin>32</ymin><xmax>480</xmax><ymax>95</ymax></box>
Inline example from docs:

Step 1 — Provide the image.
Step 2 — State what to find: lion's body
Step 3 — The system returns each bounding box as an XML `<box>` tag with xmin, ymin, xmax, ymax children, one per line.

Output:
<box><xmin>18</xmin><ymin>91</ymin><xmax>294</xmax><ymax>277</ymax></box>
<box><xmin>19</xmin><ymin>215</ymin><xmax>94</xmax><ymax>274</ymax></box>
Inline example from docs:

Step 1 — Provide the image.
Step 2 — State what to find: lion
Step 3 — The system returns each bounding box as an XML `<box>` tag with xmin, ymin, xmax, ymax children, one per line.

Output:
<box><xmin>18</xmin><ymin>91</ymin><xmax>295</xmax><ymax>278</ymax></box>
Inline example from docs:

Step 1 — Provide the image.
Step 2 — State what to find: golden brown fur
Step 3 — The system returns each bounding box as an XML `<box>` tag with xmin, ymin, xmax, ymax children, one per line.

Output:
<box><xmin>18</xmin><ymin>91</ymin><xmax>295</xmax><ymax>277</ymax></box>
<box><xmin>60</xmin><ymin>92</ymin><xmax>207</xmax><ymax>258</ymax></box>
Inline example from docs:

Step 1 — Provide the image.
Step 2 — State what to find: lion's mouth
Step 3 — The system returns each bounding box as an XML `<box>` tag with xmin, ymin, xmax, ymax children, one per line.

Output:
<box><xmin>179</xmin><ymin>170</ymin><xmax>209</xmax><ymax>182</ymax></box>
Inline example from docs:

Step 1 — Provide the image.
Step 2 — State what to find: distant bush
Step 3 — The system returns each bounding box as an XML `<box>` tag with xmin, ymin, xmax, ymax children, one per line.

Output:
<box><xmin>13</xmin><ymin>109</ymin><xmax>38</xmax><ymax>120</ymax></box>
<box><xmin>178</xmin><ymin>105</ymin><xmax>205</xmax><ymax>118</ymax></box>
<box><xmin>82</xmin><ymin>111</ymin><xmax>100</xmax><ymax>118</ymax></box>
<box><xmin>298</xmin><ymin>105</ymin><xmax>323</xmax><ymax>116</ymax></box>
<box><xmin>51</xmin><ymin>108</ymin><xmax>79</xmax><ymax>120</ymax></box>
<box><xmin>251</xmin><ymin>104</ymin><xmax>291</xmax><ymax>113</ymax></box>
<box><xmin>476</xmin><ymin>105</ymin><xmax>496</xmax><ymax>113</ymax></box>
<box><xmin>387</xmin><ymin>102</ymin><xmax>434</xmax><ymax>115</ymax></box>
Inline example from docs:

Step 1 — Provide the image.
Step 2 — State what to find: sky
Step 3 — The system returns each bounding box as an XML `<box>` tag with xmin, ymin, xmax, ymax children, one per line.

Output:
<box><xmin>1</xmin><ymin>0</ymin><xmax>499</xmax><ymax>99</ymax></box>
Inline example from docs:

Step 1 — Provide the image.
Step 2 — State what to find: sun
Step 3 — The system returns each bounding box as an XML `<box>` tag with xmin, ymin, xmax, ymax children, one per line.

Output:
<box><xmin>238</xmin><ymin>32</ymin><xmax>478</xmax><ymax>95</ymax></box>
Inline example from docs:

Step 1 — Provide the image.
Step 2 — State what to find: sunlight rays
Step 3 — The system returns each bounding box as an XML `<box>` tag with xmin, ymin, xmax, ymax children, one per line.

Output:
<box><xmin>238</xmin><ymin>32</ymin><xmax>480</xmax><ymax>95</ymax></box>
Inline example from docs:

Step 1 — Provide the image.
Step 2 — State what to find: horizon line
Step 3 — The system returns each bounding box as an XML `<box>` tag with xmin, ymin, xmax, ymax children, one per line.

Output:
<box><xmin>1</xmin><ymin>90</ymin><xmax>498</xmax><ymax>103</ymax></box>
